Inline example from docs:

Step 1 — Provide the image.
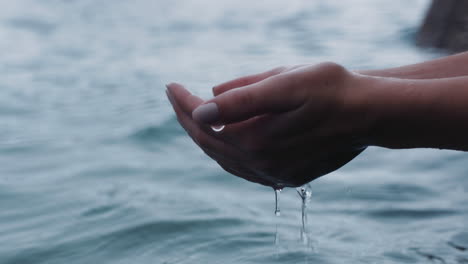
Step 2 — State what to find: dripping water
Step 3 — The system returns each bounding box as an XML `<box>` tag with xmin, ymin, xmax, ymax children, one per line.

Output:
<box><xmin>274</xmin><ymin>188</ymin><xmax>282</xmax><ymax>216</ymax></box>
<box><xmin>273</xmin><ymin>186</ymin><xmax>283</xmax><ymax>249</ymax></box>
<box><xmin>297</xmin><ymin>184</ymin><xmax>312</xmax><ymax>246</ymax></box>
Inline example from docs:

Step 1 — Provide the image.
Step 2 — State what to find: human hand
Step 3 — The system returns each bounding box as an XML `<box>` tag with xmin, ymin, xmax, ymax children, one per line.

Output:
<box><xmin>166</xmin><ymin>62</ymin><xmax>373</xmax><ymax>188</ymax></box>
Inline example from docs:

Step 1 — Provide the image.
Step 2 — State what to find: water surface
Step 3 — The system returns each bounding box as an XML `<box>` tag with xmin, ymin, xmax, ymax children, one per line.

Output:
<box><xmin>1</xmin><ymin>0</ymin><xmax>468</xmax><ymax>263</ymax></box>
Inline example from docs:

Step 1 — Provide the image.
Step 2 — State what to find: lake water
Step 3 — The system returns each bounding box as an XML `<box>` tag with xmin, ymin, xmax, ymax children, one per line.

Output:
<box><xmin>1</xmin><ymin>0</ymin><xmax>468</xmax><ymax>263</ymax></box>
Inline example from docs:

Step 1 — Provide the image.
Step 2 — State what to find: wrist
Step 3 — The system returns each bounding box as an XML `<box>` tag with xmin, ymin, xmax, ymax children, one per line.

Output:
<box><xmin>334</xmin><ymin>72</ymin><xmax>385</xmax><ymax>149</ymax></box>
<box><xmin>364</xmin><ymin>77</ymin><xmax>418</xmax><ymax>149</ymax></box>
<box><xmin>361</xmin><ymin>76</ymin><xmax>454</xmax><ymax>150</ymax></box>
<box><xmin>342</xmin><ymin>73</ymin><xmax>432</xmax><ymax>149</ymax></box>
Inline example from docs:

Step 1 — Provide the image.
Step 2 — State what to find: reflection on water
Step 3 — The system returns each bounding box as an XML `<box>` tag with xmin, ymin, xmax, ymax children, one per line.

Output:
<box><xmin>1</xmin><ymin>0</ymin><xmax>468</xmax><ymax>263</ymax></box>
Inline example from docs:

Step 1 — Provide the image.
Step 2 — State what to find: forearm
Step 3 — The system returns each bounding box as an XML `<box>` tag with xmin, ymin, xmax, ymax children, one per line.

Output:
<box><xmin>360</xmin><ymin>75</ymin><xmax>468</xmax><ymax>151</ymax></box>
<box><xmin>358</xmin><ymin>51</ymin><xmax>468</xmax><ymax>79</ymax></box>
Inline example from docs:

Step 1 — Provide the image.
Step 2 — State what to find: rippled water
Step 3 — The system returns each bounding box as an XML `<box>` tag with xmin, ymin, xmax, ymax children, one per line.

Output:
<box><xmin>1</xmin><ymin>0</ymin><xmax>468</xmax><ymax>263</ymax></box>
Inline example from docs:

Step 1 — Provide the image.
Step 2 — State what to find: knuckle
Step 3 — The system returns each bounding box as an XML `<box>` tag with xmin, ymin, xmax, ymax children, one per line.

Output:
<box><xmin>271</xmin><ymin>66</ymin><xmax>288</xmax><ymax>74</ymax></box>
<box><xmin>238</xmin><ymin>76</ymin><xmax>251</xmax><ymax>86</ymax></box>
<box><xmin>236</xmin><ymin>91</ymin><xmax>254</xmax><ymax>108</ymax></box>
<box><xmin>316</xmin><ymin>62</ymin><xmax>347</xmax><ymax>78</ymax></box>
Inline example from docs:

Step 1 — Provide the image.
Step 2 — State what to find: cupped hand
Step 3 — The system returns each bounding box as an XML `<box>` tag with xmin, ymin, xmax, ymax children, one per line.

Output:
<box><xmin>166</xmin><ymin>62</ymin><xmax>373</xmax><ymax>188</ymax></box>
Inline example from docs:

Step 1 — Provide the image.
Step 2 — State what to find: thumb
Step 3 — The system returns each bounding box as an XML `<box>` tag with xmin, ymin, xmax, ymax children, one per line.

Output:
<box><xmin>192</xmin><ymin>76</ymin><xmax>303</xmax><ymax>125</ymax></box>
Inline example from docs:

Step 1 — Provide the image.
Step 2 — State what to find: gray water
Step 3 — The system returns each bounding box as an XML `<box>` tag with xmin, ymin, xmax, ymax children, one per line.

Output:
<box><xmin>1</xmin><ymin>0</ymin><xmax>468</xmax><ymax>263</ymax></box>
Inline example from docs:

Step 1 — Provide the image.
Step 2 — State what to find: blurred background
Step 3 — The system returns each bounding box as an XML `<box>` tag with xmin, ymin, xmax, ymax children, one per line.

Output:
<box><xmin>1</xmin><ymin>0</ymin><xmax>468</xmax><ymax>263</ymax></box>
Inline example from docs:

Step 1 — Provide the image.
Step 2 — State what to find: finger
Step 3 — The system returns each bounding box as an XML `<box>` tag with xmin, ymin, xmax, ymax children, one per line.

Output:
<box><xmin>204</xmin><ymin>116</ymin><xmax>268</xmax><ymax>146</ymax></box>
<box><xmin>166</xmin><ymin>82</ymin><xmax>204</xmax><ymax>115</ymax></box>
<box><xmin>166</xmin><ymin>83</ymin><xmax>286</xmax><ymax>188</ymax></box>
<box><xmin>166</xmin><ymin>88</ymin><xmax>247</xmax><ymax>161</ymax></box>
<box><xmin>167</xmin><ymin>82</ymin><xmax>233</xmax><ymax>137</ymax></box>
<box><xmin>212</xmin><ymin>67</ymin><xmax>287</xmax><ymax>96</ymax></box>
<box><xmin>193</xmin><ymin>74</ymin><xmax>305</xmax><ymax>125</ymax></box>
<box><xmin>166</xmin><ymin>82</ymin><xmax>241</xmax><ymax>136</ymax></box>
<box><xmin>219</xmin><ymin>108</ymin><xmax>303</xmax><ymax>141</ymax></box>
<box><xmin>166</xmin><ymin>82</ymin><xmax>223</xmax><ymax>136</ymax></box>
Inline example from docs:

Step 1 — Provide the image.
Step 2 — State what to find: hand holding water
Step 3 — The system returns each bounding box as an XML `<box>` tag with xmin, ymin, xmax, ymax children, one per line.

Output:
<box><xmin>166</xmin><ymin>62</ymin><xmax>369</xmax><ymax>187</ymax></box>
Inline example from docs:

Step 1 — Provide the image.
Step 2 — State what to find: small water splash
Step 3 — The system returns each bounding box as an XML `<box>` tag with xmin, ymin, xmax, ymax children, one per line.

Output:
<box><xmin>211</xmin><ymin>125</ymin><xmax>225</xmax><ymax>132</ymax></box>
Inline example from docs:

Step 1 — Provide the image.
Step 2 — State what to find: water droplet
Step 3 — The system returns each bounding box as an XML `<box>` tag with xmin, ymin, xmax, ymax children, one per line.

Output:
<box><xmin>211</xmin><ymin>125</ymin><xmax>225</xmax><ymax>132</ymax></box>
<box><xmin>274</xmin><ymin>188</ymin><xmax>282</xmax><ymax>216</ymax></box>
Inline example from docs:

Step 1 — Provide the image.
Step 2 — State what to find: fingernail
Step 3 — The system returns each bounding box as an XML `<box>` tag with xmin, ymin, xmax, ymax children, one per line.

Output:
<box><xmin>192</xmin><ymin>102</ymin><xmax>219</xmax><ymax>123</ymax></box>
